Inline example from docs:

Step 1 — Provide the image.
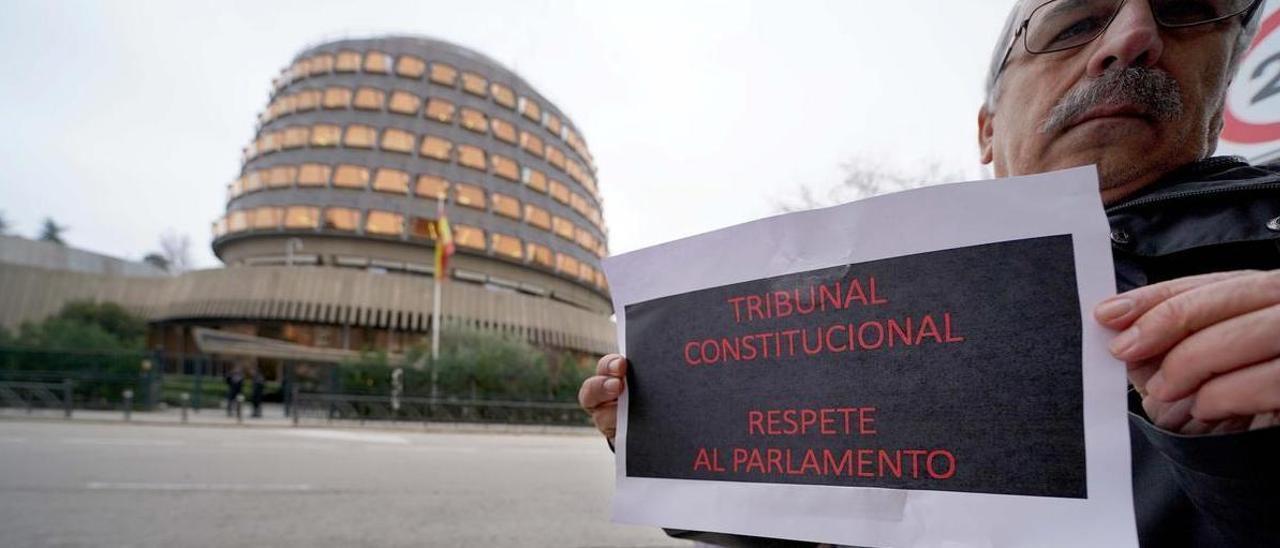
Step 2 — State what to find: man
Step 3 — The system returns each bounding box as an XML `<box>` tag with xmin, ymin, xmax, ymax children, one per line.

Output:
<box><xmin>582</xmin><ymin>0</ymin><xmax>1280</xmax><ymax>546</ymax></box>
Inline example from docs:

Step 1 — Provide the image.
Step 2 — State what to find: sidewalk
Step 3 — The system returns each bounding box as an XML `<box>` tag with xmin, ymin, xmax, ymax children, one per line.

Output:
<box><xmin>0</xmin><ymin>403</ymin><xmax>597</xmax><ymax>436</ymax></box>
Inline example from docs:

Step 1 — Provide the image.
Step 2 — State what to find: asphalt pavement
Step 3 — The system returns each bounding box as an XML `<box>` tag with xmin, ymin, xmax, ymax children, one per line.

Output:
<box><xmin>0</xmin><ymin>419</ymin><xmax>687</xmax><ymax>547</ymax></box>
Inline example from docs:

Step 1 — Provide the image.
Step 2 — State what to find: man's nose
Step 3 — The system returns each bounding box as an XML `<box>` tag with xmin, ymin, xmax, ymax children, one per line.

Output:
<box><xmin>1086</xmin><ymin>0</ymin><xmax>1165</xmax><ymax>76</ymax></box>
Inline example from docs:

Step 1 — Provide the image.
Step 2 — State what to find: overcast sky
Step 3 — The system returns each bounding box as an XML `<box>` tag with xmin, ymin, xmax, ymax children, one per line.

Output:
<box><xmin>0</xmin><ymin>0</ymin><xmax>1015</xmax><ymax>268</ymax></box>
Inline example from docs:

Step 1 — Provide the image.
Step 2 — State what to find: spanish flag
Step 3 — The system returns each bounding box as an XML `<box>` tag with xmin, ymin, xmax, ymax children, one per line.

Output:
<box><xmin>434</xmin><ymin>200</ymin><xmax>454</xmax><ymax>280</ymax></box>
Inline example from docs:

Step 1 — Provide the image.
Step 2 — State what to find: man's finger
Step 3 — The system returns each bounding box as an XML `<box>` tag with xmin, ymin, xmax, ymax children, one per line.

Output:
<box><xmin>1108</xmin><ymin>271</ymin><xmax>1279</xmax><ymax>362</ymax></box>
<box><xmin>592</xmin><ymin>405</ymin><xmax>618</xmax><ymax>441</ymax></box>
<box><xmin>595</xmin><ymin>354</ymin><xmax>627</xmax><ymax>377</ymax></box>
<box><xmin>579</xmin><ymin>374</ymin><xmax>624</xmax><ymax>411</ymax></box>
<box><xmin>1189</xmin><ymin>356</ymin><xmax>1280</xmax><ymax>422</ymax></box>
<box><xmin>1148</xmin><ymin>304</ymin><xmax>1280</xmax><ymax>401</ymax></box>
<box><xmin>1126</xmin><ymin>357</ymin><xmax>1160</xmax><ymax>398</ymax></box>
<box><xmin>1093</xmin><ymin>271</ymin><xmax>1252</xmax><ymax>329</ymax></box>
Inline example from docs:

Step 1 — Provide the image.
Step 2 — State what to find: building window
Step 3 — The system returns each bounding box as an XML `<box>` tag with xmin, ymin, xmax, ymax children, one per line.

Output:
<box><xmin>380</xmin><ymin>128</ymin><xmax>415</xmax><ymax>153</ymax></box>
<box><xmin>544</xmin><ymin>113</ymin><xmax>562</xmax><ymax>135</ymax></box>
<box><xmin>242</xmin><ymin>171</ymin><xmax>263</xmax><ymax>193</ymax></box>
<box><xmin>576</xmin><ymin>227</ymin><xmax>597</xmax><ymax>251</ymax></box>
<box><xmin>266</xmin><ymin>165</ymin><xmax>297</xmax><ymax>188</ymax></box>
<box><xmin>332</xmin><ymin>164</ymin><xmax>370</xmax><ymax>189</ymax></box>
<box><xmin>527</xmin><ymin>242</ymin><xmax>553</xmax><ymax>268</ymax></box>
<box><xmin>545</xmin><ymin>146</ymin><xmax>566</xmax><ymax>170</ymax></box>
<box><xmin>322</xmin><ymin>87</ymin><xmax>351</xmax><ymax>109</ymax></box>
<box><xmin>522</xmin><ymin>167</ymin><xmax>548</xmax><ymax>193</ymax></box>
<box><xmin>453</xmin><ymin>224</ymin><xmax>485</xmax><ymax>250</ymax></box>
<box><xmin>518</xmin><ymin>96</ymin><xmax>541</xmax><ymax>122</ymax></box>
<box><xmin>419</xmin><ymin>135</ymin><xmax>452</xmax><ymax>161</ymax></box>
<box><xmin>555</xmin><ymin>252</ymin><xmax>580</xmax><ymax>277</ymax></box>
<box><xmin>490</xmin><ymin>83</ymin><xmax>516</xmax><ymax>108</ymax></box>
<box><xmin>491</xmin><ymin>154</ymin><xmax>519</xmax><ymax>182</ymax></box>
<box><xmin>570</xmin><ymin>192</ymin><xmax>590</xmax><ymax>217</ymax></box>
<box><xmin>519</xmin><ymin>131</ymin><xmax>544</xmax><ymax>156</ymax></box>
<box><xmin>491</xmin><ymin>117</ymin><xmax>517</xmax><ymax>144</ymax></box>
<box><xmin>290</xmin><ymin>59</ymin><xmax>309</xmax><ymax>81</ymax></box>
<box><xmin>549</xmin><ymin>180</ymin><xmax>571</xmax><ymax>204</ymax></box>
<box><xmin>459</xmin><ymin>108</ymin><xmax>487</xmax><ymax>134</ymax></box>
<box><xmin>408</xmin><ymin>217</ymin><xmax>435</xmax><ymax>241</ymax></box>
<box><xmin>363</xmin><ymin>51</ymin><xmax>392</xmax><ymax>73</ymax></box>
<box><xmin>565</xmin><ymin>159</ymin><xmax>585</xmax><ymax>185</ymax></box>
<box><xmin>430</xmin><ymin>63</ymin><xmax>457</xmax><ymax>86</ymax></box>
<box><xmin>388</xmin><ymin>90</ymin><xmax>421</xmax><ymax>115</ymax></box>
<box><xmin>415</xmin><ymin>175</ymin><xmax>449</xmax><ymax>199</ymax></box>
<box><xmin>365</xmin><ymin>210</ymin><xmax>403</xmax><ymax>236</ymax></box>
<box><xmin>372</xmin><ymin>168</ymin><xmax>410</xmax><ymax>194</ymax></box>
<box><xmin>579</xmin><ymin>263</ymin><xmax>595</xmax><ymax>282</ymax></box>
<box><xmin>295</xmin><ymin>90</ymin><xmax>320</xmax><ymax>111</ymax></box>
<box><xmin>298</xmin><ymin>164</ymin><xmax>331</xmax><ymax>187</ymax></box>
<box><xmin>461</xmin><ymin>72</ymin><xmax>488</xmax><ymax>97</ymax></box>
<box><xmin>252</xmin><ymin>207</ymin><xmax>282</xmax><ymax>230</ymax></box>
<box><xmin>353</xmin><ymin>87</ymin><xmax>385</xmax><ymax>111</ymax></box>
<box><xmin>491</xmin><ymin>233</ymin><xmax>523</xmax><ymax>260</ymax></box>
<box><xmin>285</xmin><ymin>206</ymin><xmax>320</xmax><ymax>229</ymax></box>
<box><xmin>523</xmin><ymin>204</ymin><xmax>550</xmax><ymax>230</ymax></box>
<box><xmin>552</xmin><ymin>216</ymin><xmax>575</xmax><ymax>240</ymax></box>
<box><xmin>395</xmin><ymin>55</ymin><xmax>426</xmax><ymax>78</ymax></box>
<box><xmin>424</xmin><ymin>98</ymin><xmax>455</xmax><ymax>123</ymax></box>
<box><xmin>344</xmin><ymin>125</ymin><xmax>377</xmax><ymax>148</ymax></box>
<box><xmin>228</xmin><ymin>210</ymin><xmax>249</xmax><ymax>232</ymax></box>
<box><xmin>259</xmin><ymin>132</ymin><xmax>281</xmax><ymax>154</ymax></box>
<box><xmin>324</xmin><ymin>207</ymin><xmax>360</xmax><ymax>231</ymax></box>
<box><xmin>491</xmin><ymin>193</ymin><xmax>520</xmax><ymax>219</ymax></box>
<box><xmin>454</xmin><ymin>183</ymin><xmax>486</xmax><ymax>209</ymax></box>
<box><xmin>457</xmin><ymin>145</ymin><xmax>486</xmax><ymax>171</ymax></box>
<box><xmin>309</xmin><ymin>54</ymin><xmax>334</xmax><ymax>75</ymax></box>
<box><xmin>282</xmin><ymin>126</ymin><xmax>310</xmax><ymax>149</ymax></box>
<box><xmin>335</xmin><ymin>51</ymin><xmax>361</xmax><ymax>72</ymax></box>
<box><xmin>311</xmin><ymin>124</ymin><xmax>341</xmax><ymax>147</ymax></box>
<box><xmin>228</xmin><ymin>178</ymin><xmax>242</xmax><ymax>199</ymax></box>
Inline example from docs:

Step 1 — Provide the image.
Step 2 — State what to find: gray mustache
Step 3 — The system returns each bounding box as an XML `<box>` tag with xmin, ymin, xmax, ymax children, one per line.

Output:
<box><xmin>1040</xmin><ymin>67</ymin><xmax>1183</xmax><ymax>134</ymax></box>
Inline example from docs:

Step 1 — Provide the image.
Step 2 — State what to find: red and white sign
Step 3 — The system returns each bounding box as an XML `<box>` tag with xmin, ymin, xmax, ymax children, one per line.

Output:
<box><xmin>1221</xmin><ymin>1</ymin><xmax>1280</xmax><ymax>161</ymax></box>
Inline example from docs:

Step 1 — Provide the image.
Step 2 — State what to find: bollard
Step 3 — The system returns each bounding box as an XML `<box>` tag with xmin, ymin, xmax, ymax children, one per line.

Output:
<box><xmin>123</xmin><ymin>389</ymin><xmax>134</xmax><ymax>422</ymax></box>
<box><xmin>235</xmin><ymin>394</ymin><xmax>245</xmax><ymax>424</ymax></box>
<box><xmin>180</xmin><ymin>392</ymin><xmax>190</xmax><ymax>424</ymax></box>
<box><xmin>63</xmin><ymin>379</ymin><xmax>73</xmax><ymax>419</ymax></box>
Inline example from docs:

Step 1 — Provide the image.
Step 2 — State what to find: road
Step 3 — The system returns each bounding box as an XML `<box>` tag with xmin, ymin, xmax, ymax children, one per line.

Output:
<box><xmin>0</xmin><ymin>420</ymin><xmax>686</xmax><ymax>547</ymax></box>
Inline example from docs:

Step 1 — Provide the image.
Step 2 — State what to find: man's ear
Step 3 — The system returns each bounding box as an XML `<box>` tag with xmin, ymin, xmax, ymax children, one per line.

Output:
<box><xmin>978</xmin><ymin>104</ymin><xmax>995</xmax><ymax>165</ymax></box>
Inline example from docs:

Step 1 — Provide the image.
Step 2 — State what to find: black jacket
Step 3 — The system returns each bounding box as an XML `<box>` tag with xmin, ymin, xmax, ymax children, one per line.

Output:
<box><xmin>665</xmin><ymin>157</ymin><xmax>1280</xmax><ymax>547</ymax></box>
<box><xmin>1110</xmin><ymin>156</ymin><xmax>1280</xmax><ymax>548</ymax></box>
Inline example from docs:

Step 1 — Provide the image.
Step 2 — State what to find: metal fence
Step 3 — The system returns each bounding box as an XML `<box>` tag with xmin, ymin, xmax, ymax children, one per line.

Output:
<box><xmin>290</xmin><ymin>391</ymin><xmax>587</xmax><ymax>426</ymax></box>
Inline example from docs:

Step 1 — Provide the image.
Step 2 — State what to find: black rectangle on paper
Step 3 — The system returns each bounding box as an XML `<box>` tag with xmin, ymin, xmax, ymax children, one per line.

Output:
<box><xmin>623</xmin><ymin>235</ymin><xmax>1085</xmax><ymax>498</ymax></box>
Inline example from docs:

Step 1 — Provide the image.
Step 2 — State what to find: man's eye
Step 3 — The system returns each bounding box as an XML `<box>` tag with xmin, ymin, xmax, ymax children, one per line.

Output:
<box><xmin>1047</xmin><ymin>17</ymin><xmax>1103</xmax><ymax>46</ymax></box>
<box><xmin>1157</xmin><ymin>3</ymin><xmax>1218</xmax><ymax>25</ymax></box>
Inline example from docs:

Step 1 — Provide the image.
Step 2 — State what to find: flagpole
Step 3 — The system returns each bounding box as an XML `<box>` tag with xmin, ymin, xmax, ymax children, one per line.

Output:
<box><xmin>430</xmin><ymin>191</ymin><xmax>446</xmax><ymax>399</ymax></box>
<box><xmin>431</xmin><ymin>273</ymin><xmax>442</xmax><ymax>361</ymax></box>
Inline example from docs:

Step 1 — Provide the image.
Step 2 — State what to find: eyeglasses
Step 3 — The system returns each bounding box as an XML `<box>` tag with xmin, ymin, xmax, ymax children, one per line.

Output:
<box><xmin>995</xmin><ymin>0</ymin><xmax>1262</xmax><ymax>79</ymax></box>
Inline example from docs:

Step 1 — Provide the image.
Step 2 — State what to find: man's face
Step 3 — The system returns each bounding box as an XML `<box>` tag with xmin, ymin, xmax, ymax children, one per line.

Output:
<box><xmin>979</xmin><ymin>0</ymin><xmax>1244</xmax><ymax>203</ymax></box>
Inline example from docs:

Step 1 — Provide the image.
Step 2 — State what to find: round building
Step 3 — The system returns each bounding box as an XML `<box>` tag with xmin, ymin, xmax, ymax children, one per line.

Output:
<box><xmin>203</xmin><ymin>36</ymin><xmax>613</xmax><ymax>356</ymax></box>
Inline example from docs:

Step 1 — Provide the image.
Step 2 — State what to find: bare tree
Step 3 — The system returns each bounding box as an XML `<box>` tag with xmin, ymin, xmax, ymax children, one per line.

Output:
<box><xmin>0</xmin><ymin>211</ymin><xmax>8</xmax><ymax>235</ymax></box>
<box><xmin>775</xmin><ymin>158</ymin><xmax>967</xmax><ymax>213</ymax></box>
<box><xmin>38</xmin><ymin>218</ymin><xmax>66</xmax><ymax>245</ymax></box>
<box><xmin>157</xmin><ymin>230</ymin><xmax>192</xmax><ymax>274</ymax></box>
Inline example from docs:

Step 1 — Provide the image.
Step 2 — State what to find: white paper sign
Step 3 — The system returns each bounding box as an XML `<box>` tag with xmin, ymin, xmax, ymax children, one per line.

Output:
<box><xmin>602</xmin><ymin>167</ymin><xmax>1136</xmax><ymax>548</ymax></box>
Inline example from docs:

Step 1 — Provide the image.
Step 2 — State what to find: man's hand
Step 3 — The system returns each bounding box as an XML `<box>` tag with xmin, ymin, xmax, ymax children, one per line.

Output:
<box><xmin>1094</xmin><ymin>270</ymin><xmax>1280</xmax><ymax>434</ymax></box>
<box><xmin>579</xmin><ymin>353</ymin><xmax>627</xmax><ymax>443</ymax></box>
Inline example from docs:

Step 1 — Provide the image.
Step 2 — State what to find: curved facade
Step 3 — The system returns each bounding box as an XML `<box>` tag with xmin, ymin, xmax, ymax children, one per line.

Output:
<box><xmin>213</xmin><ymin>36</ymin><xmax>609</xmax><ymax>315</ymax></box>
